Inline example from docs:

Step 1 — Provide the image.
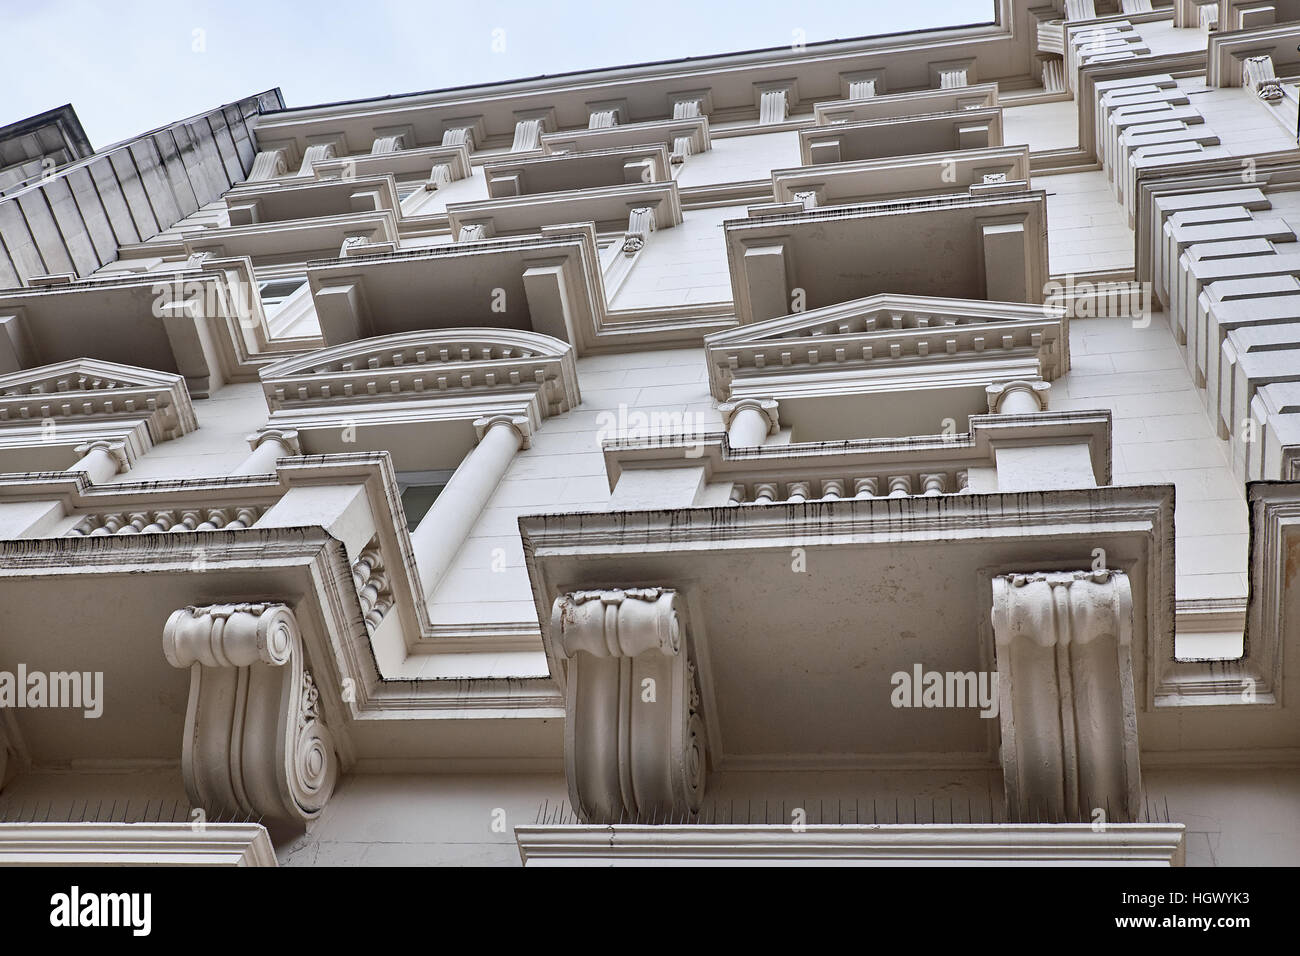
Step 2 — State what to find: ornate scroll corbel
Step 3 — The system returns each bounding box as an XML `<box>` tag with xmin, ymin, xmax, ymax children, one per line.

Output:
<box><xmin>991</xmin><ymin>570</ymin><xmax>1142</xmax><ymax>823</ymax></box>
<box><xmin>163</xmin><ymin>603</ymin><xmax>338</xmax><ymax>826</ymax></box>
<box><xmin>551</xmin><ymin>587</ymin><xmax>706</xmax><ymax>823</ymax></box>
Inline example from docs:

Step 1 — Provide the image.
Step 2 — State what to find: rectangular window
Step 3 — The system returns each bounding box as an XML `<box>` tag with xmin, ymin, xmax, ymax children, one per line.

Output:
<box><xmin>258</xmin><ymin>277</ymin><xmax>307</xmax><ymax>317</ymax></box>
<box><xmin>397</xmin><ymin>469</ymin><xmax>455</xmax><ymax>530</ymax></box>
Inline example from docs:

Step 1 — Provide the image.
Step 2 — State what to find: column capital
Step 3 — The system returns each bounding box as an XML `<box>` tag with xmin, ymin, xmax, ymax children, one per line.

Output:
<box><xmin>473</xmin><ymin>414</ymin><xmax>531</xmax><ymax>449</ymax></box>
<box><xmin>163</xmin><ymin>602</ymin><xmax>338</xmax><ymax>826</ymax></box>
<box><xmin>72</xmin><ymin>440</ymin><xmax>129</xmax><ymax>475</ymax></box>
<box><xmin>718</xmin><ymin>398</ymin><xmax>780</xmax><ymax>435</ymax></box>
<box><xmin>246</xmin><ymin>428</ymin><xmax>301</xmax><ymax>455</ymax></box>
<box><xmin>985</xmin><ymin>380</ymin><xmax>1051</xmax><ymax>413</ymax></box>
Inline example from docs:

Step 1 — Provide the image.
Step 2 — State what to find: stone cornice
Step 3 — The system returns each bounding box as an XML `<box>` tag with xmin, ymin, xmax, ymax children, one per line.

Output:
<box><xmin>248</xmin><ymin>1</ymin><xmax>1039</xmax><ymax>155</ymax></box>
<box><xmin>0</xmin><ymin>823</ymin><xmax>278</xmax><ymax>866</ymax></box>
<box><xmin>601</xmin><ymin>410</ymin><xmax>1114</xmax><ymax>491</ymax></box>
<box><xmin>0</xmin><ymin>525</ymin><xmax>363</xmax><ymax>770</ymax></box>
<box><xmin>0</xmin><ymin>266</ymin><xmax>266</xmax><ymax>398</ymax></box>
<box><xmin>1074</xmin><ymin>49</ymin><xmax>1209</xmax><ymax>165</ymax></box>
<box><xmin>515</xmin><ymin>822</ymin><xmax>1187</xmax><ymax>865</ymax></box>
<box><xmin>521</xmin><ymin>484</ymin><xmax>1174</xmax><ymax>716</ymax></box>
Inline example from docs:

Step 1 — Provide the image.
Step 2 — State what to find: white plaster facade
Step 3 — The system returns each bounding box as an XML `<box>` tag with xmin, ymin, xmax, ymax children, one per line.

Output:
<box><xmin>1</xmin><ymin>1</ymin><xmax>1299</xmax><ymax>867</ymax></box>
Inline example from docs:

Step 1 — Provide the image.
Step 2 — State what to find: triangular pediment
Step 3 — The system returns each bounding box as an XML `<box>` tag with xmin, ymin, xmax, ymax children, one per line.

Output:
<box><xmin>0</xmin><ymin>358</ymin><xmax>187</xmax><ymax>397</ymax></box>
<box><xmin>708</xmin><ymin>293</ymin><xmax>1060</xmax><ymax>348</ymax></box>
<box><xmin>704</xmin><ymin>293</ymin><xmax>1067</xmax><ymax>403</ymax></box>
<box><xmin>0</xmin><ymin>358</ymin><xmax>196</xmax><ymax>442</ymax></box>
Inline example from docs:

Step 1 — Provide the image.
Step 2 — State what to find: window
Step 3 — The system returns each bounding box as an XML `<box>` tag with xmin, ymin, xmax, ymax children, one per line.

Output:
<box><xmin>258</xmin><ymin>277</ymin><xmax>308</xmax><ymax>318</ymax></box>
<box><xmin>397</xmin><ymin>469</ymin><xmax>455</xmax><ymax>530</ymax></box>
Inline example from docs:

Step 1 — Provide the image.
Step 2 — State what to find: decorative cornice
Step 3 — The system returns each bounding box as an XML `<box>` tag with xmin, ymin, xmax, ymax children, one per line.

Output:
<box><xmin>0</xmin><ymin>823</ymin><xmax>278</xmax><ymax>866</ymax></box>
<box><xmin>601</xmin><ymin>410</ymin><xmax>1114</xmax><ymax>492</ymax></box>
<box><xmin>515</xmin><ymin>823</ymin><xmax>1186</xmax><ymax>865</ymax></box>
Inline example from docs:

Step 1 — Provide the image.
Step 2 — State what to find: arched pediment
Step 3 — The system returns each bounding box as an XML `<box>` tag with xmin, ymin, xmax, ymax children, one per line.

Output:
<box><xmin>259</xmin><ymin>328</ymin><xmax>581</xmax><ymax>418</ymax></box>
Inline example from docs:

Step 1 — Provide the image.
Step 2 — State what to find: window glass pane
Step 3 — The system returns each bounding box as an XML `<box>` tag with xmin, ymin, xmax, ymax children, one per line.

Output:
<box><xmin>400</xmin><ymin>483</ymin><xmax>445</xmax><ymax>531</ymax></box>
<box><xmin>258</xmin><ymin>277</ymin><xmax>307</xmax><ymax>316</ymax></box>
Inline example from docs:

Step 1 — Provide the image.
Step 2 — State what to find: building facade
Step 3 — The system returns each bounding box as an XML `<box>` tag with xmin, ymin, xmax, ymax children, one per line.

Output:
<box><xmin>0</xmin><ymin>0</ymin><xmax>1298</xmax><ymax>866</ymax></box>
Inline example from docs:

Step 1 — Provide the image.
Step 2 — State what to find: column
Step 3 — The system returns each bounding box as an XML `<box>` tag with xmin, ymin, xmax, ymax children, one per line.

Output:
<box><xmin>720</xmin><ymin>398</ymin><xmax>779</xmax><ymax>448</ymax></box>
<box><xmin>233</xmin><ymin>428</ymin><xmax>300</xmax><ymax>476</ymax></box>
<box><xmin>410</xmin><ymin>415</ymin><xmax>529</xmax><ymax>601</ymax></box>
<box><xmin>69</xmin><ymin>440</ymin><xmax>128</xmax><ymax>484</ymax></box>
<box><xmin>986</xmin><ymin>381</ymin><xmax>1051</xmax><ymax>415</ymax></box>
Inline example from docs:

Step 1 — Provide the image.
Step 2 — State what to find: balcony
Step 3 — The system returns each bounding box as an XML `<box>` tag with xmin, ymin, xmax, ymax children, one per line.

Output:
<box><xmin>482</xmin><ymin>145</ymin><xmax>672</xmax><ymax>198</ymax></box>
<box><xmin>800</xmin><ymin>107</ymin><xmax>1004</xmax><ymax>166</ymax></box>
<box><xmin>724</xmin><ymin>190</ymin><xmax>1050</xmax><ymax>324</ymax></box>
<box><xmin>520</xmin><ymin>480</ymin><xmax>1173</xmax><ymax>825</ymax></box>
<box><xmin>769</xmin><ymin>145</ymin><xmax>1029</xmax><ymax>208</ymax></box>
<box><xmin>812</xmin><ymin>83</ymin><xmax>999</xmax><ymax>126</ymax></box>
<box><xmin>0</xmin><ymin>263</ymin><xmax>275</xmax><ymax>397</ymax></box>
<box><xmin>222</xmin><ymin>175</ymin><xmax>402</xmax><ymax>225</ymax></box>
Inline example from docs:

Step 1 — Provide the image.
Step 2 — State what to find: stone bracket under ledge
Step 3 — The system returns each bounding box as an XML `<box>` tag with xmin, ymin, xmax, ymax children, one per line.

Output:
<box><xmin>163</xmin><ymin>602</ymin><xmax>340</xmax><ymax>829</ymax></box>
<box><xmin>551</xmin><ymin>587</ymin><xmax>707</xmax><ymax>824</ymax></box>
<box><xmin>992</xmin><ymin>570</ymin><xmax>1143</xmax><ymax>824</ymax></box>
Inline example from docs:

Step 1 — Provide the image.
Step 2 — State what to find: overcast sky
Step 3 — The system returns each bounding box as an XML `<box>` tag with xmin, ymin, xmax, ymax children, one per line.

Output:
<box><xmin>4</xmin><ymin>1</ymin><xmax>992</xmax><ymax>149</ymax></box>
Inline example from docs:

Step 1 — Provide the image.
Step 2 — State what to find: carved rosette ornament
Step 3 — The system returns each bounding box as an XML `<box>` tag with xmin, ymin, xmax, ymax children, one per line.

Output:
<box><xmin>991</xmin><ymin>570</ymin><xmax>1142</xmax><ymax>824</ymax></box>
<box><xmin>163</xmin><ymin>603</ymin><xmax>338</xmax><ymax>825</ymax></box>
<box><xmin>551</xmin><ymin>587</ymin><xmax>706</xmax><ymax>823</ymax></box>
